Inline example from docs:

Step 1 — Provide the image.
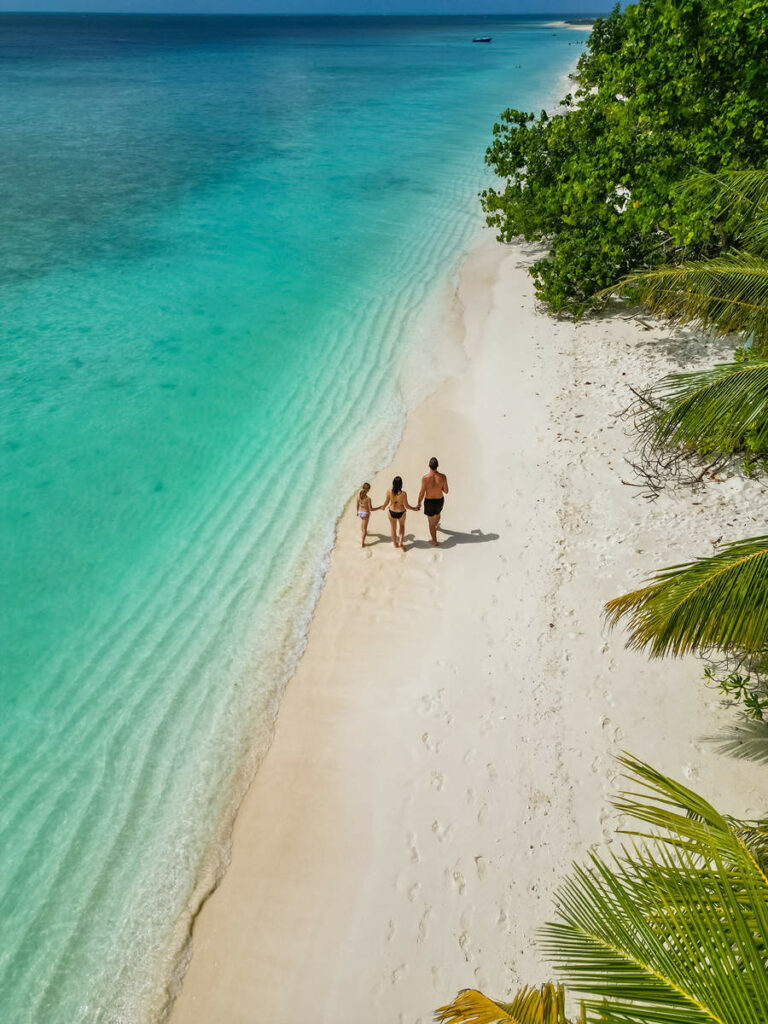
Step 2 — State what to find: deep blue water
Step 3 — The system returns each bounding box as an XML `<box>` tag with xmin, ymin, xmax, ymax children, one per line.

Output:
<box><xmin>0</xmin><ymin>15</ymin><xmax>586</xmax><ymax>1022</ymax></box>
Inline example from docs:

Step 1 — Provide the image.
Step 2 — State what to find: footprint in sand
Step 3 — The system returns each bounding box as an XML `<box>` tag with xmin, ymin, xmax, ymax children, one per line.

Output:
<box><xmin>473</xmin><ymin>966</ymin><xmax>490</xmax><ymax>989</ymax></box>
<box><xmin>432</xmin><ymin>819</ymin><xmax>454</xmax><ymax>843</ymax></box>
<box><xmin>452</xmin><ymin>869</ymin><xmax>466</xmax><ymax>895</ymax></box>
<box><xmin>474</xmin><ymin>855</ymin><xmax>487</xmax><ymax>881</ymax></box>
<box><xmin>598</xmin><ymin>809</ymin><xmax>613</xmax><ymax>841</ymax></box>
<box><xmin>421</xmin><ymin>731</ymin><xmax>442</xmax><ymax>754</ymax></box>
<box><xmin>407</xmin><ymin>832</ymin><xmax>421</xmax><ymax>865</ymax></box>
<box><xmin>430</xmin><ymin>771</ymin><xmax>445</xmax><ymax>792</ymax></box>
<box><xmin>408</xmin><ymin>882</ymin><xmax>421</xmax><ymax>902</ymax></box>
<box><xmin>479</xmin><ymin>713</ymin><xmax>494</xmax><ymax>735</ymax></box>
<box><xmin>420</xmin><ymin>689</ymin><xmax>444</xmax><ymax>714</ymax></box>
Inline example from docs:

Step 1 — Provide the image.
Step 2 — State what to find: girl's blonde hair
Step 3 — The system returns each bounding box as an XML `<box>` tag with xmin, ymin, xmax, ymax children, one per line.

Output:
<box><xmin>358</xmin><ymin>482</ymin><xmax>371</xmax><ymax>502</ymax></box>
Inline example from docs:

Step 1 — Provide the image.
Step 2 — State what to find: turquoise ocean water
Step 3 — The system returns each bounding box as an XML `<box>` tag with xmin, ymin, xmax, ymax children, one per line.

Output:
<box><xmin>0</xmin><ymin>15</ymin><xmax>587</xmax><ymax>1022</ymax></box>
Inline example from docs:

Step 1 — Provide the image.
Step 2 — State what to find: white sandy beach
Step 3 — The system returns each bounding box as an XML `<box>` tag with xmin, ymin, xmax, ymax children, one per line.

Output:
<box><xmin>170</xmin><ymin>237</ymin><xmax>767</xmax><ymax>1024</ymax></box>
<box><xmin>545</xmin><ymin>20</ymin><xmax>596</xmax><ymax>30</ymax></box>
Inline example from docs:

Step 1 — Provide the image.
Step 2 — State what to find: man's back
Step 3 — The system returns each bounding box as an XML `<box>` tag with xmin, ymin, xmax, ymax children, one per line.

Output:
<box><xmin>422</xmin><ymin>470</ymin><xmax>447</xmax><ymax>499</ymax></box>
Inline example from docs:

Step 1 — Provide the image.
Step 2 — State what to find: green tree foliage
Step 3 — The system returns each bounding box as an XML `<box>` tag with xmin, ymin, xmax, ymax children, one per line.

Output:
<box><xmin>605</xmin><ymin>535</ymin><xmax>768</xmax><ymax>658</ymax></box>
<box><xmin>603</xmin><ymin>171</ymin><xmax>768</xmax><ymax>481</ymax></box>
<box><xmin>635</xmin><ymin>359</ymin><xmax>768</xmax><ymax>470</ymax></box>
<box><xmin>436</xmin><ymin>756</ymin><xmax>768</xmax><ymax>1024</ymax></box>
<box><xmin>482</xmin><ymin>0</ymin><xmax>768</xmax><ymax>314</ymax></box>
<box><xmin>608</xmin><ymin>169</ymin><xmax>768</xmax><ymax>353</ymax></box>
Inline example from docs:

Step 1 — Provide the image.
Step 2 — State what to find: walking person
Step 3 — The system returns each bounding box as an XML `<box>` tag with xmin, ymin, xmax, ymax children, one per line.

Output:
<box><xmin>355</xmin><ymin>482</ymin><xmax>381</xmax><ymax>548</ymax></box>
<box><xmin>382</xmin><ymin>476</ymin><xmax>419</xmax><ymax>549</ymax></box>
<box><xmin>356</xmin><ymin>482</ymin><xmax>373</xmax><ymax>548</ymax></box>
<box><xmin>418</xmin><ymin>456</ymin><xmax>449</xmax><ymax>546</ymax></box>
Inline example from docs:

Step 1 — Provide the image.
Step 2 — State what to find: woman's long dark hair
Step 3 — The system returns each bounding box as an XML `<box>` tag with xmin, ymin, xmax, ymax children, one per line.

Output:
<box><xmin>392</xmin><ymin>476</ymin><xmax>403</xmax><ymax>494</ymax></box>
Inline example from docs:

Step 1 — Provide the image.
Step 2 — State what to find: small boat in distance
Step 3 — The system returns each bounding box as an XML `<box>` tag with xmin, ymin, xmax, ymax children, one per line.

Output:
<box><xmin>472</xmin><ymin>37</ymin><xmax>492</xmax><ymax>43</ymax></box>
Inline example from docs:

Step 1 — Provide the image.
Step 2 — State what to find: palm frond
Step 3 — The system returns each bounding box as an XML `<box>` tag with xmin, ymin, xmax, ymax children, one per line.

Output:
<box><xmin>641</xmin><ymin>360</ymin><xmax>768</xmax><ymax>455</ymax></box>
<box><xmin>436</xmin><ymin>758</ymin><xmax>768</xmax><ymax>1024</ymax></box>
<box><xmin>539</xmin><ymin>755</ymin><xmax>768</xmax><ymax>1024</ymax></box>
<box><xmin>674</xmin><ymin>170</ymin><xmax>768</xmax><ymax>256</ymax></box>
<box><xmin>676</xmin><ymin>169</ymin><xmax>768</xmax><ymax>221</ymax></box>
<box><xmin>603</xmin><ymin>252</ymin><xmax>768</xmax><ymax>347</ymax></box>
<box><xmin>605</xmin><ymin>534</ymin><xmax>768</xmax><ymax>657</ymax></box>
<box><xmin>434</xmin><ymin>985</ymin><xmax>573</xmax><ymax>1024</ymax></box>
<box><xmin>743</xmin><ymin>218</ymin><xmax>768</xmax><ymax>259</ymax></box>
<box><xmin>612</xmin><ymin>754</ymin><xmax>768</xmax><ymax>883</ymax></box>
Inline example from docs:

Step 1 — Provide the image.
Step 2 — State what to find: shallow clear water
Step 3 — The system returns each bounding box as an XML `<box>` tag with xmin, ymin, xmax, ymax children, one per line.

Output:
<box><xmin>0</xmin><ymin>15</ymin><xmax>585</xmax><ymax>1022</ymax></box>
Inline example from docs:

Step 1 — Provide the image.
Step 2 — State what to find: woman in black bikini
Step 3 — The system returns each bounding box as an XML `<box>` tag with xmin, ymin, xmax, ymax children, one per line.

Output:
<box><xmin>381</xmin><ymin>475</ymin><xmax>419</xmax><ymax>549</ymax></box>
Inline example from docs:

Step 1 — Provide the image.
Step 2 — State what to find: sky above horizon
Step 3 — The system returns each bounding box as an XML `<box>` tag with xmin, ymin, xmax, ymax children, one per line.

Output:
<box><xmin>0</xmin><ymin>1</ymin><xmax>612</xmax><ymax>14</ymax></box>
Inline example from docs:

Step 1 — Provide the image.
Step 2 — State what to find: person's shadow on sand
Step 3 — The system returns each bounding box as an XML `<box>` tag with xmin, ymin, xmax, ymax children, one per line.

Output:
<box><xmin>404</xmin><ymin>527</ymin><xmax>500</xmax><ymax>551</ymax></box>
<box><xmin>362</xmin><ymin>532</ymin><xmax>392</xmax><ymax>547</ymax></box>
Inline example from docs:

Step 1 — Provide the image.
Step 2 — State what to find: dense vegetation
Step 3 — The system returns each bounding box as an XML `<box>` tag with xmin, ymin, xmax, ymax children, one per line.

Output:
<box><xmin>608</xmin><ymin>169</ymin><xmax>768</xmax><ymax>482</ymax></box>
<box><xmin>482</xmin><ymin>0</ymin><xmax>768</xmax><ymax>314</ymax></box>
<box><xmin>436</xmin><ymin>757</ymin><xmax>768</xmax><ymax>1024</ymax></box>
<box><xmin>609</xmin><ymin>170</ymin><xmax>768</xmax><ymax>352</ymax></box>
<box><xmin>604</xmin><ymin>170</ymin><xmax>768</xmax><ymax>716</ymax></box>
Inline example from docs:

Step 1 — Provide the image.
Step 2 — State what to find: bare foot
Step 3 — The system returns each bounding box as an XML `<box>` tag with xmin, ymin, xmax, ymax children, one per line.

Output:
<box><xmin>429</xmin><ymin>539</ymin><xmax>439</xmax><ymax>546</ymax></box>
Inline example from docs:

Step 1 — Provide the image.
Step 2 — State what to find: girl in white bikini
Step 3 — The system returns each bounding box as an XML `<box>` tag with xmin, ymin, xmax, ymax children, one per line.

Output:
<box><xmin>356</xmin><ymin>482</ymin><xmax>381</xmax><ymax>548</ymax></box>
<box><xmin>381</xmin><ymin>475</ymin><xmax>419</xmax><ymax>549</ymax></box>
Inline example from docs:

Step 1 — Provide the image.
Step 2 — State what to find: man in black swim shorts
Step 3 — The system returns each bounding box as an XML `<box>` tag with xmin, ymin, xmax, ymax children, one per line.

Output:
<box><xmin>418</xmin><ymin>456</ymin><xmax>449</xmax><ymax>547</ymax></box>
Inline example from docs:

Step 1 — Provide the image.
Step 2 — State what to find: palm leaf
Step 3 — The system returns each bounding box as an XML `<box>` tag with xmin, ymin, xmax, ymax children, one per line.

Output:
<box><xmin>539</xmin><ymin>755</ymin><xmax>768</xmax><ymax>1024</ymax></box>
<box><xmin>677</xmin><ymin>169</ymin><xmax>768</xmax><ymax>226</ymax></box>
<box><xmin>641</xmin><ymin>360</ymin><xmax>768</xmax><ymax>455</ymax></box>
<box><xmin>604</xmin><ymin>252</ymin><xmax>768</xmax><ymax>347</ymax></box>
<box><xmin>690</xmin><ymin>170</ymin><xmax>768</xmax><ymax>257</ymax></box>
<box><xmin>611</xmin><ymin>754</ymin><xmax>768</xmax><ymax>886</ymax></box>
<box><xmin>605</xmin><ymin>534</ymin><xmax>768</xmax><ymax>657</ymax></box>
<box><xmin>436</xmin><ymin>758</ymin><xmax>768</xmax><ymax>1024</ymax></box>
<box><xmin>434</xmin><ymin>985</ymin><xmax>574</xmax><ymax>1024</ymax></box>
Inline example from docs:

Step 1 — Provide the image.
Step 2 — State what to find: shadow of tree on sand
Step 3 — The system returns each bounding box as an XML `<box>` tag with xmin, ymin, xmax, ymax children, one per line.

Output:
<box><xmin>705</xmin><ymin>718</ymin><xmax>768</xmax><ymax>766</ymax></box>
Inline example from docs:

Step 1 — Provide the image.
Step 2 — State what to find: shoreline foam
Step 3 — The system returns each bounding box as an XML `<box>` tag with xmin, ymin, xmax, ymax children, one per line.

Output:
<box><xmin>151</xmin><ymin>229</ymin><xmax>490</xmax><ymax>1020</ymax></box>
<box><xmin>170</xmin><ymin>238</ymin><xmax>766</xmax><ymax>1023</ymax></box>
